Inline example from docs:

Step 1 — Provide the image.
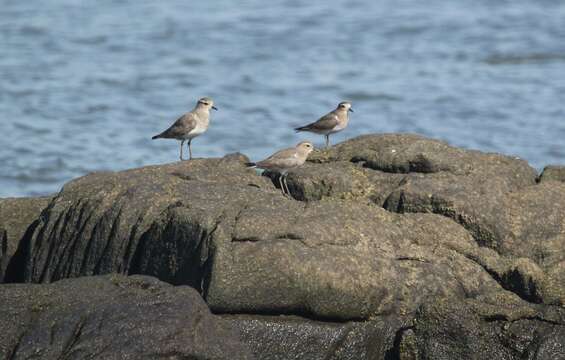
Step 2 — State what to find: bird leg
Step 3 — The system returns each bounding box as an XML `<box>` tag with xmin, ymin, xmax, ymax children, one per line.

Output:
<box><xmin>278</xmin><ymin>174</ymin><xmax>288</xmax><ymax>197</ymax></box>
<box><xmin>180</xmin><ymin>140</ymin><xmax>185</xmax><ymax>161</ymax></box>
<box><xmin>187</xmin><ymin>139</ymin><xmax>193</xmax><ymax>160</ymax></box>
<box><xmin>283</xmin><ymin>174</ymin><xmax>292</xmax><ymax>198</ymax></box>
<box><xmin>325</xmin><ymin>134</ymin><xmax>330</xmax><ymax>149</ymax></box>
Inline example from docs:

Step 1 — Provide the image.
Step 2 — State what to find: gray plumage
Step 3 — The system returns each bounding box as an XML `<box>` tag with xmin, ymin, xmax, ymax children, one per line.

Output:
<box><xmin>152</xmin><ymin>97</ymin><xmax>217</xmax><ymax>160</ymax></box>
<box><xmin>295</xmin><ymin>101</ymin><xmax>353</xmax><ymax>148</ymax></box>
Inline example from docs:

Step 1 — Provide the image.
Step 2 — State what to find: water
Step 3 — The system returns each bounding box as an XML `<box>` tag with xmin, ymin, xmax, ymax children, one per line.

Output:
<box><xmin>1</xmin><ymin>0</ymin><xmax>565</xmax><ymax>197</ymax></box>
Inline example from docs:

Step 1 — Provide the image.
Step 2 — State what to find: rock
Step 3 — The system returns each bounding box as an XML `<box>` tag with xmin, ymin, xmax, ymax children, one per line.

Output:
<box><xmin>0</xmin><ymin>274</ymin><xmax>254</xmax><ymax>359</ymax></box>
<box><xmin>221</xmin><ymin>314</ymin><xmax>402</xmax><ymax>360</ymax></box>
<box><xmin>287</xmin><ymin>134</ymin><xmax>565</xmax><ymax>306</ymax></box>
<box><xmin>5</xmin><ymin>155</ymin><xmax>275</xmax><ymax>284</ymax></box>
<box><xmin>489</xmin><ymin>182</ymin><xmax>565</xmax><ymax>305</ymax></box>
<box><xmin>0</xmin><ymin>196</ymin><xmax>51</xmax><ymax>282</ymax></box>
<box><xmin>206</xmin><ymin>201</ymin><xmax>504</xmax><ymax>320</ymax></box>
<box><xmin>301</xmin><ymin>134</ymin><xmax>537</xmax><ymax>249</ymax></box>
<box><xmin>538</xmin><ymin>165</ymin><xmax>565</xmax><ymax>183</ymax></box>
<box><xmin>3</xmin><ymin>133</ymin><xmax>565</xmax><ymax>358</ymax></box>
<box><xmin>398</xmin><ymin>297</ymin><xmax>565</xmax><ymax>360</ymax></box>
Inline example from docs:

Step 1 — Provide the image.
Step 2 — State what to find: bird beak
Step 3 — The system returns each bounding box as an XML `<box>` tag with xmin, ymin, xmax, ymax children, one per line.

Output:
<box><xmin>349</xmin><ymin>108</ymin><xmax>354</xmax><ymax>113</ymax></box>
<box><xmin>212</xmin><ymin>106</ymin><xmax>218</xmax><ymax>111</ymax></box>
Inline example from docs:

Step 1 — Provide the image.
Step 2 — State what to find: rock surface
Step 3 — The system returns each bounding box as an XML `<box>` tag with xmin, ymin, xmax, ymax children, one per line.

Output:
<box><xmin>0</xmin><ymin>274</ymin><xmax>253</xmax><ymax>359</ymax></box>
<box><xmin>2</xmin><ymin>134</ymin><xmax>565</xmax><ymax>359</ymax></box>
<box><xmin>538</xmin><ymin>165</ymin><xmax>565</xmax><ymax>183</ymax></box>
<box><xmin>0</xmin><ymin>196</ymin><xmax>51</xmax><ymax>282</ymax></box>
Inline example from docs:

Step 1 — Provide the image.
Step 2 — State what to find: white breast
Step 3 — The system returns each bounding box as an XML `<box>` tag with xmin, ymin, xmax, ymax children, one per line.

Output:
<box><xmin>186</xmin><ymin>122</ymin><xmax>208</xmax><ymax>139</ymax></box>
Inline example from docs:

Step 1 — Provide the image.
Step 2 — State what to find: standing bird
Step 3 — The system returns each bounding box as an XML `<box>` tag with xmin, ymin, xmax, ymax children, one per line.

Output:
<box><xmin>247</xmin><ymin>141</ymin><xmax>315</xmax><ymax>197</ymax></box>
<box><xmin>294</xmin><ymin>101</ymin><xmax>353</xmax><ymax>148</ymax></box>
<box><xmin>152</xmin><ymin>97</ymin><xmax>218</xmax><ymax>160</ymax></box>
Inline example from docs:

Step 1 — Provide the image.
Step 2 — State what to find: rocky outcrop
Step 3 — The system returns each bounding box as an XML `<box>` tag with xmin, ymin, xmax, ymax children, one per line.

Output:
<box><xmin>0</xmin><ymin>196</ymin><xmax>51</xmax><ymax>282</ymax></box>
<box><xmin>1</xmin><ymin>134</ymin><xmax>564</xmax><ymax>359</ymax></box>
<box><xmin>289</xmin><ymin>134</ymin><xmax>564</xmax><ymax>306</ymax></box>
<box><xmin>0</xmin><ymin>274</ymin><xmax>253</xmax><ymax>359</ymax></box>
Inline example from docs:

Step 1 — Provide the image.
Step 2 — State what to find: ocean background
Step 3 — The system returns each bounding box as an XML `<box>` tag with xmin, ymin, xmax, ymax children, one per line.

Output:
<box><xmin>1</xmin><ymin>0</ymin><xmax>565</xmax><ymax>197</ymax></box>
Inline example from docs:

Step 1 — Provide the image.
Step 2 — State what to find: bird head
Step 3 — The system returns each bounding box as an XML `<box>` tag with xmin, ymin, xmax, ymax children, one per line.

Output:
<box><xmin>296</xmin><ymin>141</ymin><xmax>315</xmax><ymax>157</ymax></box>
<box><xmin>337</xmin><ymin>101</ymin><xmax>353</xmax><ymax>113</ymax></box>
<box><xmin>196</xmin><ymin>97</ymin><xmax>218</xmax><ymax>111</ymax></box>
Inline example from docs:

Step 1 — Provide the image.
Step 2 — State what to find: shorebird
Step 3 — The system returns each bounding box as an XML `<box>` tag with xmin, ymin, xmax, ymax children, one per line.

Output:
<box><xmin>152</xmin><ymin>97</ymin><xmax>217</xmax><ymax>160</ymax></box>
<box><xmin>294</xmin><ymin>101</ymin><xmax>353</xmax><ymax>148</ymax></box>
<box><xmin>247</xmin><ymin>141</ymin><xmax>315</xmax><ymax>197</ymax></box>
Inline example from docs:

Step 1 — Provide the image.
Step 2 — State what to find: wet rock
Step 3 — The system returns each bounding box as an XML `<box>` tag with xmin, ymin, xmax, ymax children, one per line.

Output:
<box><xmin>221</xmin><ymin>314</ymin><xmax>402</xmax><ymax>360</ymax></box>
<box><xmin>0</xmin><ymin>196</ymin><xmax>51</xmax><ymax>282</ymax></box>
<box><xmin>399</xmin><ymin>297</ymin><xmax>565</xmax><ymax>360</ymax></box>
<box><xmin>0</xmin><ymin>274</ymin><xmax>253</xmax><ymax>359</ymax></box>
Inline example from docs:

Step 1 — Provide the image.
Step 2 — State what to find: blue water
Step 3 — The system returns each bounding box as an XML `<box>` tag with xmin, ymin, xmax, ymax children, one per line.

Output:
<box><xmin>1</xmin><ymin>0</ymin><xmax>565</xmax><ymax>197</ymax></box>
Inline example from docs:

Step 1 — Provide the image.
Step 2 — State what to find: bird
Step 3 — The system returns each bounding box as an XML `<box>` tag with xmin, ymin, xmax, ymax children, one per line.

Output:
<box><xmin>246</xmin><ymin>141</ymin><xmax>315</xmax><ymax>197</ymax></box>
<box><xmin>152</xmin><ymin>97</ymin><xmax>218</xmax><ymax>160</ymax></box>
<box><xmin>294</xmin><ymin>101</ymin><xmax>353</xmax><ymax>148</ymax></box>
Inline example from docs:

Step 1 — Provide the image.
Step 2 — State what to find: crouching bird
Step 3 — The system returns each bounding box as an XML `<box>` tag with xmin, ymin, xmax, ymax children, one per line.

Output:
<box><xmin>247</xmin><ymin>141</ymin><xmax>314</xmax><ymax>197</ymax></box>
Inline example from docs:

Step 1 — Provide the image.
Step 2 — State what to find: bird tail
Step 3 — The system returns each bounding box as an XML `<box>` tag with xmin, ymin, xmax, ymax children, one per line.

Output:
<box><xmin>152</xmin><ymin>133</ymin><xmax>163</xmax><ymax>140</ymax></box>
<box><xmin>245</xmin><ymin>162</ymin><xmax>257</xmax><ymax>167</ymax></box>
<box><xmin>294</xmin><ymin>126</ymin><xmax>306</xmax><ymax>133</ymax></box>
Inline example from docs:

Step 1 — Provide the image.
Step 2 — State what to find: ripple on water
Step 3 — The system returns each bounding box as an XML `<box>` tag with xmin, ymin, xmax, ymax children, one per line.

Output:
<box><xmin>484</xmin><ymin>53</ymin><xmax>565</xmax><ymax>65</ymax></box>
<box><xmin>342</xmin><ymin>91</ymin><xmax>403</xmax><ymax>102</ymax></box>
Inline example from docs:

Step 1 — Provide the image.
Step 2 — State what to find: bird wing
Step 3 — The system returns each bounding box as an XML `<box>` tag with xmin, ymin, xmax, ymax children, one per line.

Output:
<box><xmin>296</xmin><ymin>112</ymin><xmax>339</xmax><ymax>132</ymax></box>
<box><xmin>158</xmin><ymin>112</ymin><xmax>197</xmax><ymax>138</ymax></box>
<box><xmin>256</xmin><ymin>148</ymin><xmax>300</xmax><ymax>169</ymax></box>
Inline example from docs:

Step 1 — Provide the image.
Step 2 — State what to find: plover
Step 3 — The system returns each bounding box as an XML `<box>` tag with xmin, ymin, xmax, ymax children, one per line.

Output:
<box><xmin>294</xmin><ymin>101</ymin><xmax>353</xmax><ymax>148</ymax></box>
<box><xmin>247</xmin><ymin>141</ymin><xmax>314</xmax><ymax>197</ymax></box>
<box><xmin>152</xmin><ymin>97</ymin><xmax>217</xmax><ymax>160</ymax></box>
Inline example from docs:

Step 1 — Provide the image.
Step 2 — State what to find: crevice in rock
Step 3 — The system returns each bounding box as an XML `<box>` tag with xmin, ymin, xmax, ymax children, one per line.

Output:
<box><xmin>128</xmin><ymin>205</ymin><xmax>226</xmax><ymax>293</ymax></box>
<box><xmin>351</xmin><ymin>155</ymin><xmax>447</xmax><ymax>174</ymax></box>
<box><xmin>231</xmin><ymin>237</ymin><xmax>260</xmax><ymax>243</ymax></box>
<box><xmin>482</xmin><ymin>314</ymin><xmax>564</xmax><ymax>326</ymax></box>
<box><xmin>6</xmin><ymin>330</ymin><xmax>26</xmax><ymax>360</ymax></box>
<box><xmin>395</xmin><ymin>256</ymin><xmax>430</xmax><ymax>263</ymax></box>
<box><xmin>382</xmin><ymin>191</ymin><xmax>500</xmax><ymax>252</ymax></box>
<box><xmin>58</xmin><ymin>315</ymin><xmax>87</xmax><ymax>359</ymax></box>
<box><xmin>213</xmin><ymin>309</ymin><xmax>366</xmax><ymax>324</ymax></box>
<box><xmin>37</xmin><ymin>206</ymin><xmax>71</xmax><ymax>282</ymax></box>
<box><xmin>448</xmin><ymin>248</ymin><xmax>546</xmax><ymax>306</ymax></box>
<box><xmin>276</xmin><ymin>233</ymin><xmax>304</xmax><ymax>240</ymax></box>
<box><xmin>383</xmin><ymin>325</ymin><xmax>415</xmax><ymax>360</ymax></box>
<box><xmin>93</xmin><ymin>205</ymin><xmax>125</xmax><ymax>275</ymax></box>
<box><xmin>54</xmin><ymin>200</ymin><xmax>94</xmax><ymax>280</ymax></box>
<box><xmin>4</xmin><ymin>218</ymin><xmax>42</xmax><ymax>283</ymax></box>
<box><xmin>1</xmin><ymin>228</ymin><xmax>7</xmax><ymax>283</ymax></box>
<box><xmin>323</xmin><ymin>323</ymin><xmax>355</xmax><ymax>360</ymax></box>
<box><xmin>122</xmin><ymin>212</ymin><xmax>150</xmax><ymax>274</ymax></box>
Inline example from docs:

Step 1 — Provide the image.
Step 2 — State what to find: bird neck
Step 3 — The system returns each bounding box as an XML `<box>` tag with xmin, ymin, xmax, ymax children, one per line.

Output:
<box><xmin>193</xmin><ymin>106</ymin><xmax>210</xmax><ymax>118</ymax></box>
<box><xmin>335</xmin><ymin>109</ymin><xmax>349</xmax><ymax>118</ymax></box>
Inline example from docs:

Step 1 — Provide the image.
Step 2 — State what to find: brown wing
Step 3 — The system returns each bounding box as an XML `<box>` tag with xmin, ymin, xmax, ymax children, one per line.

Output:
<box><xmin>256</xmin><ymin>147</ymin><xmax>301</xmax><ymax>169</ymax></box>
<box><xmin>295</xmin><ymin>112</ymin><xmax>339</xmax><ymax>132</ymax></box>
<box><xmin>153</xmin><ymin>112</ymin><xmax>197</xmax><ymax>139</ymax></box>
